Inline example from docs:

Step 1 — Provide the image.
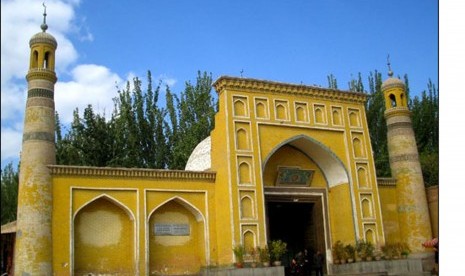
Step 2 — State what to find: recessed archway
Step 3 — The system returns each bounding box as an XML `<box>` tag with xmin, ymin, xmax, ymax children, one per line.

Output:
<box><xmin>148</xmin><ymin>197</ymin><xmax>206</xmax><ymax>275</ymax></box>
<box><xmin>73</xmin><ymin>195</ymin><xmax>135</xmax><ymax>275</ymax></box>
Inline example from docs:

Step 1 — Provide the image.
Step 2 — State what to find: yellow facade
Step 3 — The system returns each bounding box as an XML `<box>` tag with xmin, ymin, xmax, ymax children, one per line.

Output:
<box><xmin>16</xmin><ymin>23</ymin><xmax>435</xmax><ymax>275</ymax></box>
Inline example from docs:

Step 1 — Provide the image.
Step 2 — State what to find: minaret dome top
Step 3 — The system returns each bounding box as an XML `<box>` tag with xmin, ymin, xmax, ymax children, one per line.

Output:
<box><xmin>29</xmin><ymin>3</ymin><xmax>57</xmax><ymax>48</ymax></box>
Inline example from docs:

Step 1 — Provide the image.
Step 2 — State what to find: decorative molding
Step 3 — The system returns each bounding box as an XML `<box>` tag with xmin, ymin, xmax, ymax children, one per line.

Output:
<box><xmin>27</xmin><ymin>97</ymin><xmax>54</xmax><ymax>108</ymax></box>
<box><xmin>389</xmin><ymin>153</ymin><xmax>419</xmax><ymax>163</ymax></box>
<box><xmin>213</xmin><ymin>76</ymin><xmax>367</xmax><ymax>104</ymax></box>
<box><xmin>384</xmin><ymin>107</ymin><xmax>411</xmax><ymax>119</ymax></box>
<box><xmin>28</xmin><ymin>88</ymin><xmax>54</xmax><ymax>99</ymax></box>
<box><xmin>26</xmin><ymin>69</ymin><xmax>57</xmax><ymax>83</ymax></box>
<box><xmin>48</xmin><ymin>165</ymin><xmax>216</xmax><ymax>181</ymax></box>
<box><xmin>376</xmin><ymin>177</ymin><xmax>396</xmax><ymax>186</ymax></box>
<box><xmin>387</xmin><ymin>121</ymin><xmax>412</xmax><ymax>131</ymax></box>
<box><xmin>23</xmin><ymin>131</ymin><xmax>54</xmax><ymax>143</ymax></box>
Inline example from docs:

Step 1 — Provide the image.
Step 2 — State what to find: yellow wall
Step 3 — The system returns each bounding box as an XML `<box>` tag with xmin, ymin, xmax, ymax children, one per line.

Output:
<box><xmin>377</xmin><ymin>181</ymin><xmax>401</xmax><ymax>243</ymax></box>
<box><xmin>74</xmin><ymin>197</ymin><xmax>135</xmax><ymax>274</ymax></box>
<box><xmin>51</xmin><ymin>167</ymin><xmax>216</xmax><ymax>275</ymax></box>
<box><xmin>328</xmin><ymin>184</ymin><xmax>356</xmax><ymax>244</ymax></box>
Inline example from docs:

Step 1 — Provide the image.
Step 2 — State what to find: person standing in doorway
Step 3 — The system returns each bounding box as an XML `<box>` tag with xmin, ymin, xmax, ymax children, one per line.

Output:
<box><xmin>313</xmin><ymin>250</ymin><xmax>325</xmax><ymax>276</ymax></box>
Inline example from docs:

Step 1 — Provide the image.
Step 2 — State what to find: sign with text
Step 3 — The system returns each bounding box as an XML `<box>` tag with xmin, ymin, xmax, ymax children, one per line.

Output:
<box><xmin>154</xmin><ymin>224</ymin><xmax>190</xmax><ymax>236</ymax></box>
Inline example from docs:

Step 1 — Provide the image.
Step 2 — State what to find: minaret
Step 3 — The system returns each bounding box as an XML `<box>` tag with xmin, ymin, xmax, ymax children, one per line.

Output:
<box><xmin>14</xmin><ymin>5</ymin><xmax>57</xmax><ymax>275</ymax></box>
<box><xmin>382</xmin><ymin>59</ymin><xmax>432</xmax><ymax>255</ymax></box>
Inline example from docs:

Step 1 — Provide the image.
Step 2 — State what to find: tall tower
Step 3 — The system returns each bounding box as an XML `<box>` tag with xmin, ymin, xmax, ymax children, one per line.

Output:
<box><xmin>14</xmin><ymin>6</ymin><xmax>57</xmax><ymax>275</ymax></box>
<box><xmin>382</xmin><ymin>61</ymin><xmax>432</xmax><ymax>255</ymax></box>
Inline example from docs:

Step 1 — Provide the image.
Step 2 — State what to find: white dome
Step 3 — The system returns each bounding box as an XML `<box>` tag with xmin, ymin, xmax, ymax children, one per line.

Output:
<box><xmin>185</xmin><ymin>136</ymin><xmax>211</xmax><ymax>171</ymax></box>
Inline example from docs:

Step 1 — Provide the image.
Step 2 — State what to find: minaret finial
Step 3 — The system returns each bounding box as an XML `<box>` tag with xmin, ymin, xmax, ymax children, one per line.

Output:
<box><xmin>41</xmin><ymin>2</ymin><xmax>48</xmax><ymax>32</ymax></box>
<box><xmin>387</xmin><ymin>54</ymin><xmax>393</xmax><ymax>77</ymax></box>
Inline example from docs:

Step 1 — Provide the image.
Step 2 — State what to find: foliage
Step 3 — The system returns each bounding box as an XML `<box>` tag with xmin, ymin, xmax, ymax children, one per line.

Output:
<box><xmin>327</xmin><ymin>74</ymin><xmax>338</xmax><ymax>89</ymax></box>
<box><xmin>249</xmin><ymin>247</ymin><xmax>259</xmax><ymax>263</ymax></box>
<box><xmin>1</xmin><ymin>162</ymin><xmax>19</xmax><ymax>224</ymax></box>
<box><xmin>381</xmin><ymin>242</ymin><xmax>408</xmax><ymax>258</ymax></box>
<box><xmin>344</xmin><ymin>244</ymin><xmax>355</xmax><ymax>260</ymax></box>
<box><xmin>55</xmin><ymin>70</ymin><xmax>216</xmax><ymax>170</ymax></box>
<box><xmin>270</xmin><ymin>240</ymin><xmax>287</xmax><ymax>261</ymax></box>
<box><xmin>258</xmin><ymin>246</ymin><xmax>270</xmax><ymax>262</ymax></box>
<box><xmin>332</xmin><ymin>240</ymin><xmax>346</xmax><ymax>261</ymax></box>
<box><xmin>232</xmin><ymin>244</ymin><xmax>246</xmax><ymax>263</ymax></box>
<box><xmin>355</xmin><ymin>239</ymin><xmax>374</xmax><ymax>259</ymax></box>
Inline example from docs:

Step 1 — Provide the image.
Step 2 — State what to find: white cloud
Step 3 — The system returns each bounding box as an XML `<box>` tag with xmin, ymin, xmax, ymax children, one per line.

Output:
<box><xmin>55</xmin><ymin>64</ymin><xmax>123</xmax><ymax>123</ymax></box>
<box><xmin>0</xmin><ymin>0</ymin><xmax>123</xmax><ymax>168</ymax></box>
<box><xmin>1</xmin><ymin>126</ymin><xmax>23</xmax><ymax>164</ymax></box>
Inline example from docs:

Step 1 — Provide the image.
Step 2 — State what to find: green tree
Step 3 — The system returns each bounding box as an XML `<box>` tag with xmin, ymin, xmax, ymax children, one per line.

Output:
<box><xmin>327</xmin><ymin>74</ymin><xmax>338</xmax><ymax>89</ymax></box>
<box><xmin>365</xmin><ymin>71</ymin><xmax>390</xmax><ymax>176</ymax></box>
<box><xmin>1</xmin><ymin>163</ymin><xmax>19</xmax><ymax>224</ymax></box>
<box><xmin>167</xmin><ymin>71</ymin><xmax>217</xmax><ymax>169</ymax></box>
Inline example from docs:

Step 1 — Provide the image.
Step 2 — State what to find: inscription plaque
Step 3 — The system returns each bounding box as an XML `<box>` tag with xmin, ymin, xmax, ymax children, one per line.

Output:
<box><xmin>154</xmin><ymin>224</ymin><xmax>190</xmax><ymax>236</ymax></box>
<box><xmin>276</xmin><ymin>167</ymin><xmax>314</xmax><ymax>186</ymax></box>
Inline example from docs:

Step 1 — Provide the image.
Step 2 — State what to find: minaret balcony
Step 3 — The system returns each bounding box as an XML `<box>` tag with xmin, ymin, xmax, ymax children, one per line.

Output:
<box><xmin>26</xmin><ymin>68</ymin><xmax>57</xmax><ymax>83</ymax></box>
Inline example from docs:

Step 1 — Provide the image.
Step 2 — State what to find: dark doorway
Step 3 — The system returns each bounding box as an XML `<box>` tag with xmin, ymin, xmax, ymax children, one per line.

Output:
<box><xmin>267</xmin><ymin>201</ymin><xmax>315</xmax><ymax>265</ymax></box>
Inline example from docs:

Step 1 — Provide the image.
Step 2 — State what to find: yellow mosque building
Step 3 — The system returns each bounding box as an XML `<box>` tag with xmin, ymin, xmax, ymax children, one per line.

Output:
<box><xmin>9</xmin><ymin>12</ymin><xmax>438</xmax><ymax>276</ymax></box>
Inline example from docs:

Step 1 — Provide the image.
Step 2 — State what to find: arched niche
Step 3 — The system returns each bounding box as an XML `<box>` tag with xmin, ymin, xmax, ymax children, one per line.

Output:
<box><xmin>357</xmin><ymin>167</ymin><xmax>369</xmax><ymax>188</ymax></box>
<box><xmin>243</xmin><ymin>230</ymin><xmax>256</xmax><ymax>252</ymax></box>
<box><xmin>333</xmin><ymin>109</ymin><xmax>341</xmax><ymax>125</ymax></box>
<box><xmin>239</xmin><ymin>162</ymin><xmax>251</xmax><ymax>184</ymax></box>
<box><xmin>240</xmin><ymin>196</ymin><xmax>254</xmax><ymax>219</ymax></box>
<box><xmin>276</xmin><ymin>104</ymin><xmax>287</xmax><ymax>120</ymax></box>
<box><xmin>236</xmin><ymin>128</ymin><xmax>249</xmax><ymax>150</ymax></box>
<box><xmin>256</xmin><ymin>102</ymin><xmax>267</xmax><ymax>118</ymax></box>
<box><xmin>148</xmin><ymin>197</ymin><xmax>206</xmax><ymax>274</ymax></box>
<box><xmin>365</xmin><ymin>228</ymin><xmax>375</xmax><ymax>244</ymax></box>
<box><xmin>234</xmin><ymin>99</ymin><xmax>246</xmax><ymax>117</ymax></box>
<box><xmin>361</xmin><ymin>198</ymin><xmax>373</xmax><ymax>218</ymax></box>
<box><xmin>296</xmin><ymin>106</ymin><xmax>306</xmax><ymax>122</ymax></box>
<box><xmin>315</xmin><ymin>108</ymin><xmax>324</xmax><ymax>123</ymax></box>
<box><xmin>353</xmin><ymin>138</ymin><xmax>364</xmax><ymax>158</ymax></box>
<box><xmin>73</xmin><ymin>195</ymin><xmax>135</xmax><ymax>275</ymax></box>
<box><xmin>349</xmin><ymin>111</ymin><xmax>359</xmax><ymax>127</ymax></box>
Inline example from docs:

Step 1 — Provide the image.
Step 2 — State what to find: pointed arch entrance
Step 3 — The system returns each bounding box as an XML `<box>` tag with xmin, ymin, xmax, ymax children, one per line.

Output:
<box><xmin>148</xmin><ymin>197</ymin><xmax>206</xmax><ymax>275</ymax></box>
<box><xmin>73</xmin><ymin>195</ymin><xmax>135</xmax><ymax>275</ymax></box>
<box><xmin>262</xmin><ymin>135</ymin><xmax>350</xmax><ymax>270</ymax></box>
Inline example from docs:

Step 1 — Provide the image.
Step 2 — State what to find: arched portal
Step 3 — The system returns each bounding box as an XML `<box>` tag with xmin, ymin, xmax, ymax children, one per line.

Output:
<box><xmin>262</xmin><ymin>135</ymin><xmax>351</xmax><ymax>271</ymax></box>
<box><xmin>73</xmin><ymin>196</ymin><xmax>135</xmax><ymax>275</ymax></box>
<box><xmin>148</xmin><ymin>198</ymin><xmax>206</xmax><ymax>275</ymax></box>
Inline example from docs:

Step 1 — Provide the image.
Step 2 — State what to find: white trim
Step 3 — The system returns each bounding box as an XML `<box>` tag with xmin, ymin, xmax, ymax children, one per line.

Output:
<box><xmin>347</xmin><ymin>107</ymin><xmax>362</xmax><ymax>129</ymax></box>
<box><xmin>343</xmin><ymin>130</ymin><xmax>360</xmax><ymax>240</ymax></box>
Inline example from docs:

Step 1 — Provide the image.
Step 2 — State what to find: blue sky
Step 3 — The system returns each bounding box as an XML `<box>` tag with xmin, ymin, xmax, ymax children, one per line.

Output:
<box><xmin>0</xmin><ymin>0</ymin><xmax>440</xmax><ymax>168</ymax></box>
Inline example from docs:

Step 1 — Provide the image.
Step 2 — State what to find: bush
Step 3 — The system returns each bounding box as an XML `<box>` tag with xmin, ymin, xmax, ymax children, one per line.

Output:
<box><xmin>332</xmin><ymin>240</ymin><xmax>345</xmax><ymax>261</ymax></box>
<box><xmin>270</xmin><ymin>240</ymin><xmax>287</xmax><ymax>261</ymax></box>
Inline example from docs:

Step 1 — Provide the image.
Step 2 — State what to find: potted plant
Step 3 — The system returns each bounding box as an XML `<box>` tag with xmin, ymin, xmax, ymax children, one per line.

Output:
<box><xmin>355</xmin><ymin>240</ymin><xmax>366</xmax><ymax>262</ymax></box>
<box><xmin>365</xmin><ymin>241</ymin><xmax>375</xmax><ymax>261</ymax></box>
<box><xmin>332</xmin><ymin>240</ymin><xmax>345</xmax><ymax>264</ymax></box>
<box><xmin>233</xmin><ymin>244</ymin><xmax>245</xmax><ymax>268</ymax></box>
<box><xmin>399</xmin><ymin>242</ymin><xmax>410</xmax><ymax>259</ymax></box>
<box><xmin>344</xmin><ymin>244</ymin><xmax>355</xmax><ymax>263</ymax></box>
<box><xmin>259</xmin><ymin>246</ymin><xmax>271</xmax><ymax>267</ymax></box>
<box><xmin>249</xmin><ymin>247</ymin><xmax>259</xmax><ymax>268</ymax></box>
<box><xmin>270</xmin><ymin>240</ymin><xmax>287</xmax><ymax>266</ymax></box>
